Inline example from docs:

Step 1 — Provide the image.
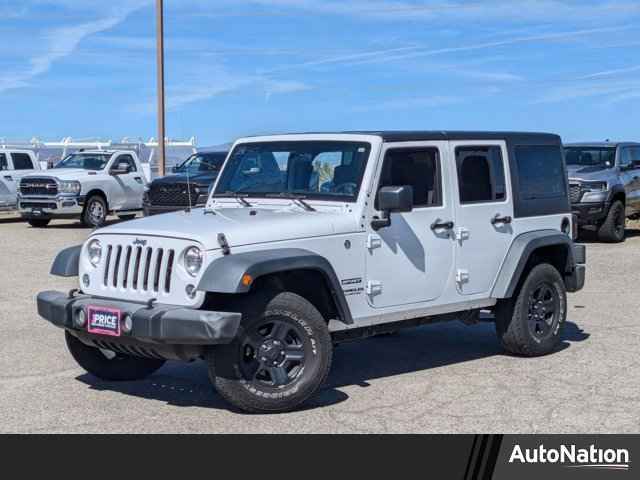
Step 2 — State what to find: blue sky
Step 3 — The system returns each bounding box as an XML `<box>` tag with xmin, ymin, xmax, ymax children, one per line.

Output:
<box><xmin>1</xmin><ymin>0</ymin><xmax>640</xmax><ymax>146</ymax></box>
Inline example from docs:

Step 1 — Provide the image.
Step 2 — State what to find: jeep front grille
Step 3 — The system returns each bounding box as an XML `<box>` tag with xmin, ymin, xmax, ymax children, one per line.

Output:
<box><xmin>569</xmin><ymin>184</ymin><xmax>582</xmax><ymax>203</ymax></box>
<box><xmin>103</xmin><ymin>244</ymin><xmax>176</xmax><ymax>294</ymax></box>
<box><xmin>20</xmin><ymin>177</ymin><xmax>58</xmax><ymax>196</ymax></box>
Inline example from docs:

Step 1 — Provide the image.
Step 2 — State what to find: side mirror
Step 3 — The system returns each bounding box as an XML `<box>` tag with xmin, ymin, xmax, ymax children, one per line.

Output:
<box><xmin>372</xmin><ymin>185</ymin><xmax>413</xmax><ymax>230</ymax></box>
<box><xmin>171</xmin><ymin>166</ymin><xmax>178</xmax><ymax>173</ymax></box>
<box><xmin>110</xmin><ymin>162</ymin><xmax>129</xmax><ymax>175</ymax></box>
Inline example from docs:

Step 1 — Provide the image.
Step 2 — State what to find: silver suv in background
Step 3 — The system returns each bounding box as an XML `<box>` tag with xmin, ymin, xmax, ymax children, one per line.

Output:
<box><xmin>565</xmin><ymin>142</ymin><xmax>640</xmax><ymax>242</ymax></box>
<box><xmin>0</xmin><ymin>149</ymin><xmax>40</xmax><ymax>214</ymax></box>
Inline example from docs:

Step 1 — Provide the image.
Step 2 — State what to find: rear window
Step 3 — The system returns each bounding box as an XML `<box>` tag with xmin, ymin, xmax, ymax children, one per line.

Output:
<box><xmin>515</xmin><ymin>145</ymin><xmax>566</xmax><ymax>200</ymax></box>
<box><xmin>11</xmin><ymin>153</ymin><xmax>34</xmax><ymax>170</ymax></box>
<box><xmin>0</xmin><ymin>154</ymin><xmax>7</xmax><ymax>171</ymax></box>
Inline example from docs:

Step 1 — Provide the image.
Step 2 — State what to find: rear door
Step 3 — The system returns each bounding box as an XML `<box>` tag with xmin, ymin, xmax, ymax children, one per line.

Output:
<box><xmin>365</xmin><ymin>141</ymin><xmax>455</xmax><ymax>308</ymax></box>
<box><xmin>627</xmin><ymin>146</ymin><xmax>640</xmax><ymax>214</ymax></box>
<box><xmin>450</xmin><ymin>140</ymin><xmax>514</xmax><ymax>296</ymax></box>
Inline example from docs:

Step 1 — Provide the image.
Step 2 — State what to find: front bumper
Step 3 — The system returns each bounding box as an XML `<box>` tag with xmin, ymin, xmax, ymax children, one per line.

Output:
<box><xmin>0</xmin><ymin>201</ymin><xmax>18</xmax><ymax>214</ymax></box>
<box><xmin>571</xmin><ymin>202</ymin><xmax>608</xmax><ymax>226</ymax></box>
<box><xmin>19</xmin><ymin>195</ymin><xmax>84</xmax><ymax>219</ymax></box>
<box><xmin>37</xmin><ymin>291</ymin><xmax>242</xmax><ymax>358</ymax></box>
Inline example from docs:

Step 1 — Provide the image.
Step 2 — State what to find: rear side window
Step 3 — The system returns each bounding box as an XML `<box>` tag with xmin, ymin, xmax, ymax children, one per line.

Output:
<box><xmin>377</xmin><ymin>148</ymin><xmax>442</xmax><ymax>208</ymax></box>
<box><xmin>0</xmin><ymin>154</ymin><xmax>7</xmax><ymax>171</ymax></box>
<box><xmin>456</xmin><ymin>146</ymin><xmax>506</xmax><ymax>204</ymax></box>
<box><xmin>515</xmin><ymin>146</ymin><xmax>566</xmax><ymax>200</ymax></box>
<box><xmin>11</xmin><ymin>153</ymin><xmax>34</xmax><ymax>170</ymax></box>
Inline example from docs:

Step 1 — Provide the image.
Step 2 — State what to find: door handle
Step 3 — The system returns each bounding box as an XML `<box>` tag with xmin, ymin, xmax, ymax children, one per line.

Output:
<box><xmin>431</xmin><ymin>219</ymin><xmax>454</xmax><ymax>231</ymax></box>
<box><xmin>491</xmin><ymin>214</ymin><xmax>512</xmax><ymax>225</ymax></box>
<box><xmin>3</xmin><ymin>176</ymin><xmax>13</xmax><ymax>181</ymax></box>
<box><xmin>134</xmin><ymin>177</ymin><xmax>143</xmax><ymax>184</ymax></box>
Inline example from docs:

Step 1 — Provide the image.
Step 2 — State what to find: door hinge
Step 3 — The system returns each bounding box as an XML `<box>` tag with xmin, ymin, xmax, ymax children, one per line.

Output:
<box><xmin>366</xmin><ymin>280</ymin><xmax>383</xmax><ymax>295</ymax></box>
<box><xmin>455</xmin><ymin>227</ymin><xmax>470</xmax><ymax>241</ymax></box>
<box><xmin>366</xmin><ymin>234</ymin><xmax>382</xmax><ymax>250</ymax></box>
<box><xmin>456</xmin><ymin>269</ymin><xmax>470</xmax><ymax>284</ymax></box>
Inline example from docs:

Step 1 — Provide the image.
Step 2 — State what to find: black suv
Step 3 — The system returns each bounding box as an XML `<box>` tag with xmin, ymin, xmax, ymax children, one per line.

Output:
<box><xmin>565</xmin><ymin>142</ymin><xmax>640</xmax><ymax>242</ymax></box>
<box><xmin>143</xmin><ymin>149</ymin><xmax>228</xmax><ymax>216</ymax></box>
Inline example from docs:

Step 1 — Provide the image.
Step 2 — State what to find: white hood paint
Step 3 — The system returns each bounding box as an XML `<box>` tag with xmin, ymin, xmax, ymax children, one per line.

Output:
<box><xmin>96</xmin><ymin>204</ymin><xmax>361</xmax><ymax>251</ymax></box>
<box><xmin>22</xmin><ymin>169</ymin><xmax>102</xmax><ymax>181</ymax></box>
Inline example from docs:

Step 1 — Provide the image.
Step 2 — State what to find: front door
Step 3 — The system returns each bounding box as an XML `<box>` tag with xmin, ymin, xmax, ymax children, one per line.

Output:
<box><xmin>0</xmin><ymin>153</ymin><xmax>14</xmax><ymax>207</ymax></box>
<box><xmin>365</xmin><ymin>142</ymin><xmax>455</xmax><ymax>308</ymax></box>
<box><xmin>451</xmin><ymin>141</ymin><xmax>514</xmax><ymax>296</ymax></box>
<box><xmin>111</xmin><ymin>154</ymin><xmax>145</xmax><ymax>210</ymax></box>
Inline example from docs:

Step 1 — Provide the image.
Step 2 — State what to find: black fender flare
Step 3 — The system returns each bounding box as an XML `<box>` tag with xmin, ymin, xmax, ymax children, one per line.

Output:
<box><xmin>51</xmin><ymin>245</ymin><xmax>82</xmax><ymax>277</ymax></box>
<box><xmin>197</xmin><ymin>248</ymin><xmax>353</xmax><ymax>324</ymax></box>
<box><xmin>492</xmin><ymin>230</ymin><xmax>579</xmax><ymax>298</ymax></box>
<box><xmin>609</xmin><ymin>184</ymin><xmax>626</xmax><ymax>204</ymax></box>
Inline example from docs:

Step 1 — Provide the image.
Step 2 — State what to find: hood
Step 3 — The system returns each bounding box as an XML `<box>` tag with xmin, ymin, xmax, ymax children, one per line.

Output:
<box><xmin>23</xmin><ymin>169</ymin><xmax>100</xmax><ymax>181</ymax></box>
<box><xmin>567</xmin><ymin>164</ymin><xmax>614</xmax><ymax>182</ymax></box>
<box><xmin>95</xmin><ymin>205</ymin><xmax>359</xmax><ymax>250</ymax></box>
<box><xmin>151</xmin><ymin>171</ymin><xmax>219</xmax><ymax>187</ymax></box>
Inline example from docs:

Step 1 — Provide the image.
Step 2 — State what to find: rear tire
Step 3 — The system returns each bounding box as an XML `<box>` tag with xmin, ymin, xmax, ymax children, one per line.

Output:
<box><xmin>27</xmin><ymin>218</ymin><xmax>50</xmax><ymax>228</ymax></box>
<box><xmin>598</xmin><ymin>200</ymin><xmax>626</xmax><ymax>243</ymax></box>
<box><xmin>209</xmin><ymin>290</ymin><xmax>333</xmax><ymax>413</ymax></box>
<box><xmin>495</xmin><ymin>263</ymin><xmax>567</xmax><ymax>357</ymax></box>
<box><xmin>81</xmin><ymin>195</ymin><xmax>107</xmax><ymax>228</ymax></box>
<box><xmin>65</xmin><ymin>331</ymin><xmax>165</xmax><ymax>381</ymax></box>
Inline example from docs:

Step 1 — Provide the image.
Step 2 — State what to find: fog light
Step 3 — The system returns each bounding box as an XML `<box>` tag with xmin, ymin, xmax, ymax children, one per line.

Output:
<box><xmin>186</xmin><ymin>284</ymin><xmax>197</xmax><ymax>299</ymax></box>
<box><xmin>82</xmin><ymin>274</ymin><xmax>90</xmax><ymax>288</ymax></box>
<box><xmin>75</xmin><ymin>309</ymin><xmax>86</xmax><ymax>328</ymax></box>
<box><xmin>122</xmin><ymin>314</ymin><xmax>133</xmax><ymax>333</ymax></box>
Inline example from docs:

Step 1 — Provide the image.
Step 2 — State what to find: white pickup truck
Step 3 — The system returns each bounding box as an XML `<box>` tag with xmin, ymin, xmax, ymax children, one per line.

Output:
<box><xmin>18</xmin><ymin>150</ymin><xmax>147</xmax><ymax>228</ymax></box>
<box><xmin>0</xmin><ymin>149</ymin><xmax>41</xmax><ymax>214</ymax></box>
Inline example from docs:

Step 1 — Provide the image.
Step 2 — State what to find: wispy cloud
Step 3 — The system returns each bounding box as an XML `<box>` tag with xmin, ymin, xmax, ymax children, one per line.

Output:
<box><xmin>534</xmin><ymin>80</ymin><xmax>640</xmax><ymax>104</ymax></box>
<box><xmin>578</xmin><ymin>64</ymin><xmax>640</xmax><ymax>80</ymax></box>
<box><xmin>0</xmin><ymin>1</ymin><xmax>151</xmax><ymax>94</ymax></box>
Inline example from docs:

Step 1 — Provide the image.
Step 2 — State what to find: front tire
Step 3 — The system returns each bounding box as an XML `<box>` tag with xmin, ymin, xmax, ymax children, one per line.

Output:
<box><xmin>82</xmin><ymin>195</ymin><xmax>108</xmax><ymax>228</ymax></box>
<box><xmin>495</xmin><ymin>263</ymin><xmax>567</xmax><ymax>357</ymax></box>
<box><xmin>65</xmin><ymin>331</ymin><xmax>165</xmax><ymax>381</ymax></box>
<box><xmin>598</xmin><ymin>200</ymin><xmax>626</xmax><ymax>243</ymax></box>
<box><xmin>209</xmin><ymin>291</ymin><xmax>333</xmax><ymax>413</ymax></box>
<box><xmin>27</xmin><ymin>218</ymin><xmax>50</xmax><ymax>228</ymax></box>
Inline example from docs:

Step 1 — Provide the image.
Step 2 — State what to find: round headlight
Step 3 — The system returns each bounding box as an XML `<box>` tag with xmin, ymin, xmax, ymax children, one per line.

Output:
<box><xmin>87</xmin><ymin>240</ymin><xmax>102</xmax><ymax>267</ymax></box>
<box><xmin>184</xmin><ymin>246</ymin><xmax>203</xmax><ymax>277</ymax></box>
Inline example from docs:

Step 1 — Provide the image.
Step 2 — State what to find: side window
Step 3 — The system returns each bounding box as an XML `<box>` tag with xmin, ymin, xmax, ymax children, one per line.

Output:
<box><xmin>456</xmin><ymin>146</ymin><xmax>506</xmax><ymax>204</ymax></box>
<box><xmin>515</xmin><ymin>145</ymin><xmax>566</xmax><ymax>200</ymax></box>
<box><xmin>116</xmin><ymin>155</ymin><xmax>137</xmax><ymax>173</ymax></box>
<box><xmin>11</xmin><ymin>153</ymin><xmax>35</xmax><ymax>170</ymax></box>
<box><xmin>0</xmin><ymin>153</ymin><xmax>7</xmax><ymax>171</ymax></box>
<box><xmin>630</xmin><ymin>147</ymin><xmax>640</xmax><ymax>168</ymax></box>
<box><xmin>377</xmin><ymin>148</ymin><xmax>442</xmax><ymax>208</ymax></box>
<box><xmin>619</xmin><ymin>147</ymin><xmax>633</xmax><ymax>168</ymax></box>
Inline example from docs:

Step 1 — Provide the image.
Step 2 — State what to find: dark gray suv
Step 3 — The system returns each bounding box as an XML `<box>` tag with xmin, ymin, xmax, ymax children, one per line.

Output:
<box><xmin>565</xmin><ymin>142</ymin><xmax>640</xmax><ymax>242</ymax></box>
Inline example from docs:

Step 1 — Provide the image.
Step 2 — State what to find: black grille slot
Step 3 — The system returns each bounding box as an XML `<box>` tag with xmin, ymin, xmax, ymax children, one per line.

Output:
<box><xmin>143</xmin><ymin>247</ymin><xmax>152</xmax><ymax>291</ymax></box>
<box><xmin>112</xmin><ymin>246</ymin><xmax>122</xmax><ymax>288</ymax></box>
<box><xmin>165</xmin><ymin>250</ymin><xmax>175</xmax><ymax>293</ymax></box>
<box><xmin>20</xmin><ymin>202</ymin><xmax>57</xmax><ymax>210</ymax></box>
<box><xmin>148</xmin><ymin>183</ymin><xmax>201</xmax><ymax>207</ymax></box>
<box><xmin>122</xmin><ymin>246</ymin><xmax>132</xmax><ymax>288</ymax></box>
<box><xmin>103</xmin><ymin>245</ymin><xmax>113</xmax><ymax>286</ymax></box>
<box><xmin>153</xmin><ymin>249</ymin><xmax>164</xmax><ymax>292</ymax></box>
<box><xmin>132</xmin><ymin>246</ymin><xmax>142</xmax><ymax>290</ymax></box>
<box><xmin>19</xmin><ymin>177</ymin><xmax>58</xmax><ymax>196</ymax></box>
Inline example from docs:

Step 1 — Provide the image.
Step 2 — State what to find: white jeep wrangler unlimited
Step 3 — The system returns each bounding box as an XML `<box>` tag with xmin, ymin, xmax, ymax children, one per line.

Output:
<box><xmin>19</xmin><ymin>149</ymin><xmax>146</xmax><ymax>228</ymax></box>
<box><xmin>37</xmin><ymin>132</ymin><xmax>585</xmax><ymax>413</ymax></box>
<box><xmin>0</xmin><ymin>149</ymin><xmax>40</xmax><ymax>214</ymax></box>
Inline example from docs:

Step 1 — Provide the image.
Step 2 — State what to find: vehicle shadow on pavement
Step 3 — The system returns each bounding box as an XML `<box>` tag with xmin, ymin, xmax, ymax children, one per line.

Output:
<box><xmin>577</xmin><ymin>227</ymin><xmax>640</xmax><ymax>243</ymax></box>
<box><xmin>74</xmin><ymin>320</ymin><xmax>588</xmax><ymax>413</ymax></box>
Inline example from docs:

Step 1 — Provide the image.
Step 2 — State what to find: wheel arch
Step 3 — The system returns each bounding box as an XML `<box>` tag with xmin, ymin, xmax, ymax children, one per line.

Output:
<box><xmin>197</xmin><ymin>248</ymin><xmax>353</xmax><ymax>325</ymax></box>
<box><xmin>83</xmin><ymin>188</ymin><xmax>109</xmax><ymax>210</ymax></box>
<box><xmin>610</xmin><ymin>186</ymin><xmax>625</xmax><ymax>205</ymax></box>
<box><xmin>492</xmin><ymin>230</ymin><xmax>579</xmax><ymax>299</ymax></box>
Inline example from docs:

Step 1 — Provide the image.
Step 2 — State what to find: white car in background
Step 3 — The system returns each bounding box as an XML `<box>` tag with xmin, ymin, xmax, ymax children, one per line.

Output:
<box><xmin>18</xmin><ymin>150</ymin><xmax>147</xmax><ymax>228</ymax></box>
<box><xmin>0</xmin><ymin>149</ymin><xmax>40</xmax><ymax>214</ymax></box>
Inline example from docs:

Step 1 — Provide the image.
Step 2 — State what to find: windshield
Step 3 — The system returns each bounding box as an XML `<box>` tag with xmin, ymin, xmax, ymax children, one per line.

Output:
<box><xmin>564</xmin><ymin>147</ymin><xmax>615</xmax><ymax>168</ymax></box>
<box><xmin>214</xmin><ymin>141</ymin><xmax>371</xmax><ymax>201</ymax></box>
<box><xmin>54</xmin><ymin>153</ymin><xmax>111</xmax><ymax>170</ymax></box>
<box><xmin>176</xmin><ymin>152</ymin><xmax>227</xmax><ymax>174</ymax></box>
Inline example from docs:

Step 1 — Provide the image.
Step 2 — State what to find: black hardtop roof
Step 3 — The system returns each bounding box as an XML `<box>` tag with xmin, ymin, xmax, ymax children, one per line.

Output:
<box><xmin>565</xmin><ymin>141</ymin><xmax>639</xmax><ymax>148</ymax></box>
<box><xmin>347</xmin><ymin>130</ymin><xmax>561</xmax><ymax>143</ymax></box>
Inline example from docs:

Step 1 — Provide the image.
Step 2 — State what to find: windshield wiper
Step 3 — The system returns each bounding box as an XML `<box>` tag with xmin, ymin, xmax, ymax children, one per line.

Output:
<box><xmin>265</xmin><ymin>192</ymin><xmax>316</xmax><ymax>212</ymax></box>
<box><xmin>213</xmin><ymin>191</ymin><xmax>252</xmax><ymax>207</ymax></box>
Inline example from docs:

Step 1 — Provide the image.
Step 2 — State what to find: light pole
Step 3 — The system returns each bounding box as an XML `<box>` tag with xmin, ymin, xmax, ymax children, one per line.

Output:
<box><xmin>156</xmin><ymin>0</ymin><xmax>166</xmax><ymax>176</ymax></box>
